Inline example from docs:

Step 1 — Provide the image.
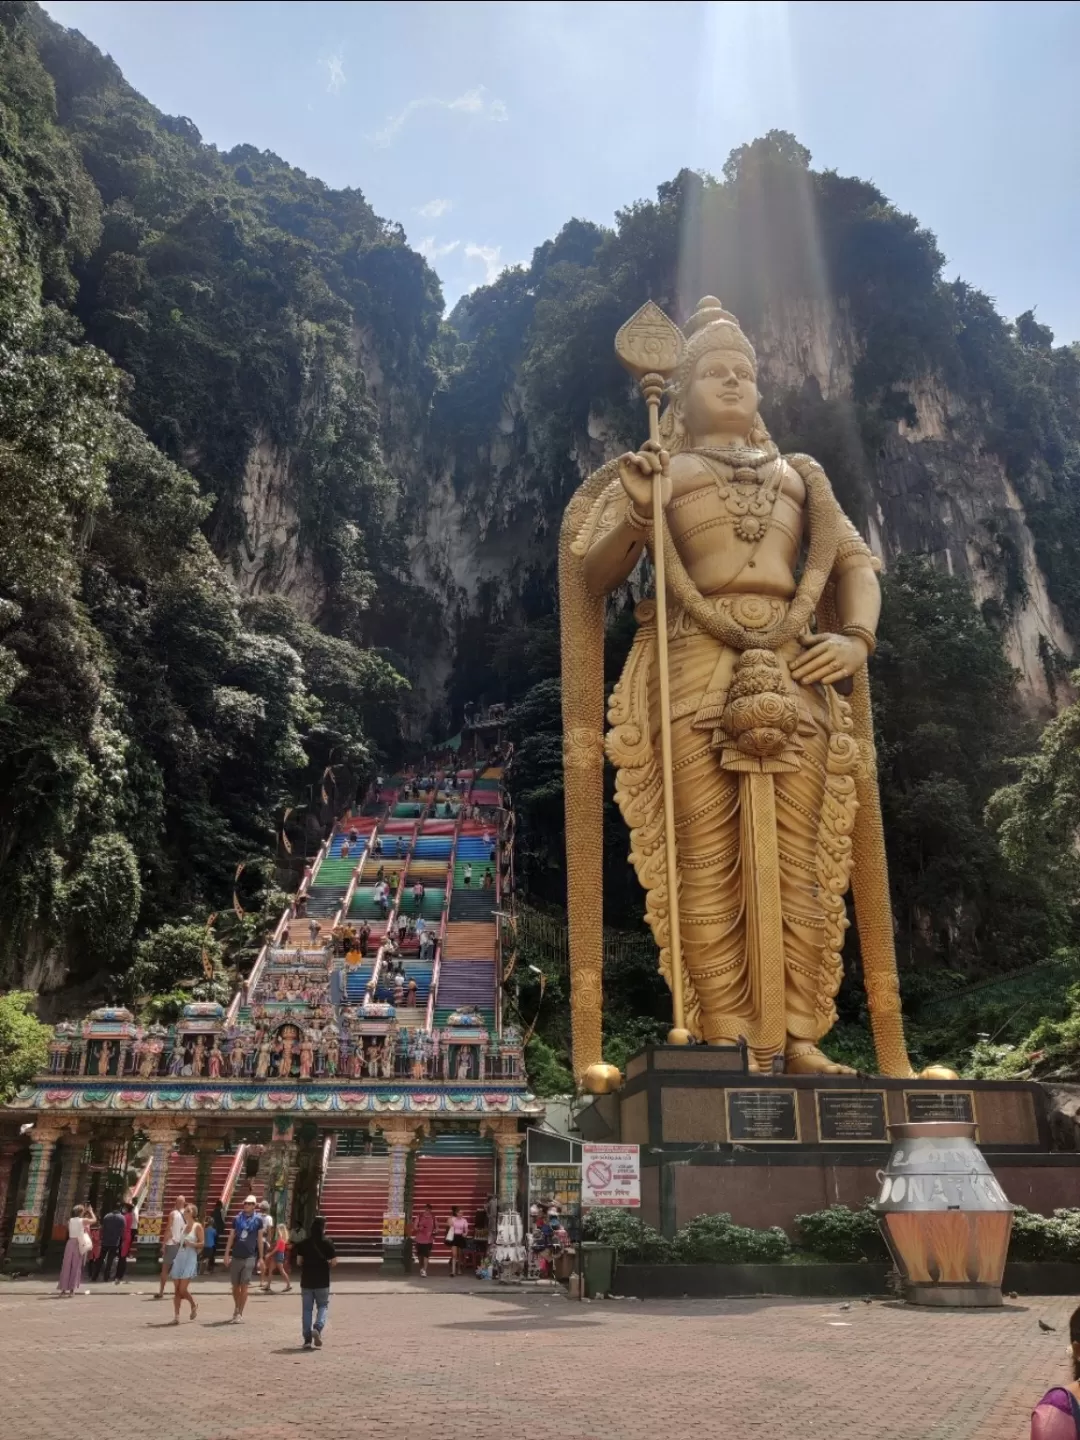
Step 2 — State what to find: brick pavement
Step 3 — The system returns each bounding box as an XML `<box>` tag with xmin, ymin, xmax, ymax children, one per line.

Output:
<box><xmin>0</xmin><ymin>1276</ymin><xmax>1070</xmax><ymax>1439</ymax></box>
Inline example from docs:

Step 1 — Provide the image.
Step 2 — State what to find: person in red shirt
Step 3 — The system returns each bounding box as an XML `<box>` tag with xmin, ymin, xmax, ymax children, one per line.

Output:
<box><xmin>412</xmin><ymin>1203</ymin><xmax>436</xmax><ymax>1278</ymax></box>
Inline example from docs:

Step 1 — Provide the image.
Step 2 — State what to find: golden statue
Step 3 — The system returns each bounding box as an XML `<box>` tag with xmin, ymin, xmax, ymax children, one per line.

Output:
<box><xmin>560</xmin><ymin>297</ymin><xmax>925</xmax><ymax>1081</ymax></box>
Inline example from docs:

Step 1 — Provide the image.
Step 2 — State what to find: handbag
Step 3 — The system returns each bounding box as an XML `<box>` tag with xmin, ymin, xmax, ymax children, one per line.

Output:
<box><xmin>77</xmin><ymin>1226</ymin><xmax>93</xmax><ymax>1257</ymax></box>
<box><xmin>445</xmin><ymin>1226</ymin><xmax>455</xmax><ymax>1244</ymax></box>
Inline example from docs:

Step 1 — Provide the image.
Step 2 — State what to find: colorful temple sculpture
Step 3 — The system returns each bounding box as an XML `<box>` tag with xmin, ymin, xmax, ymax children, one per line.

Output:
<box><xmin>0</xmin><ymin>764</ymin><xmax>538</xmax><ymax>1271</ymax></box>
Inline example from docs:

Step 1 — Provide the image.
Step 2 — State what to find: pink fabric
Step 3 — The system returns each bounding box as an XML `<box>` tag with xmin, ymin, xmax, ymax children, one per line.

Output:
<box><xmin>1032</xmin><ymin>1389</ymin><xmax>1079</xmax><ymax>1440</ymax></box>
<box><xmin>57</xmin><ymin>1236</ymin><xmax>83</xmax><ymax>1292</ymax></box>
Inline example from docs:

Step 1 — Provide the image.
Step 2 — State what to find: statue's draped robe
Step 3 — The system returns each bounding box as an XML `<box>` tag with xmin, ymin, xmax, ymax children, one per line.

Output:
<box><xmin>574</xmin><ymin>463</ymin><xmax>873</xmax><ymax>1065</ymax></box>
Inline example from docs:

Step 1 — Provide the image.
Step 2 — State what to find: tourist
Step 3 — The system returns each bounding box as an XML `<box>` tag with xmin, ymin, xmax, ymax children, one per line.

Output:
<box><xmin>169</xmin><ymin>1203</ymin><xmax>203</xmax><ymax>1324</ymax></box>
<box><xmin>1032</xmin><ymin>1307</ymin><xmax>1080</xmax><ymax>1436</ymax></box>
<box><xmin>308</xmin><ymin>917</ymin><xmax>320</xmax><ymax>946</ymax></box>
<box><xmin>373</xmin><ymin>836</ymin><xmax>382</xmax><ymax>857</ymax></box>
<box><xmin>57</xmin><ymin>1202</ymin><xmax>95</xmax><ymax>1296</ymax></box>
<box><xmin>116</xmin><ymin>1201</ymin><xmax>136</xmax><ymax>1282</ymax></box>
<box><xmin>223</xmin><ymin>1194</ymin><xmax>265</xmax><ymax>1322</ymax></box>
<box><xmin>412</xmin><ymin>1203</ymin><xmax>435</xmax><ymax>1277</ymax></box>
<box><xmin>446</xmin><ymin>1206</ymin><xmax>469</xmax><ymax>1277</ymax></box>
<box><xmin>482</xmin><ymin>868</ymin><xmax>494</xmax><ymax>889</ymax></box>
<box><xmin>263</xmin><ymin>1221</ymin><xmax>292</xmax><ymax>1293</ymax></box>
<box><xmin>92</xmin><ymin>1202</ymin><xmax>125</xmax><ymax>1282</ymax></box>
<box><xmin>413</xmin><ymin>879</ymin><xmax>425</xmax><ymax>909</ymax></box>
<box><xmin>155</xmin><ymin>1194</ymin><xmax>186</xmax><ymax>1300</ymax></box>
<box><xmin>293</xmin><ymin>1215</ymin><xmax>337</xmax><ymax>1349</ymax></box>
<box><xmin>341</xmin><ymin>839</ymin><xmax>350</xmax><ymax>860</ymax></box>
<box><xmin>201</xmin><ymin>1201</ymin><xmax>224</xmax><ymax>1273</ymax></box>
<box><xmin>258</xmin><ymin>1199</ymin><xmax>275</xmax><ymax>1280</ymax></box>
<box><xmin>463</xmin><ymin>863</ymin><xmax>472</xmax><ymax>887</ymax></box>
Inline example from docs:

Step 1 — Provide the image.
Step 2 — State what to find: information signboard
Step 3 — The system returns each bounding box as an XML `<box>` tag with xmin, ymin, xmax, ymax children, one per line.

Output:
<box><xmin>581</xmin><ymin>1142</ymin><xmax>640</xmax><ymax>1208</ymax></box>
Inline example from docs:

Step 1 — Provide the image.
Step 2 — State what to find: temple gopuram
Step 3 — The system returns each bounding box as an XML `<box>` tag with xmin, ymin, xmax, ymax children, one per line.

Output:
<box><xmin>0</xmin><ymin>765</ymin><xmax>539</xmax><ymax>1270</ymax></box>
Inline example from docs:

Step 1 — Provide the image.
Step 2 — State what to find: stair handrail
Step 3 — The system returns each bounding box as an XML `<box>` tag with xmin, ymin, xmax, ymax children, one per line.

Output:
<box><xmin>317</xmin><ymin>1135</ymin><xmax>333</xmax><ymax>1210</ymax></box>
<box><xmin>128</xmin><ymin>1154</ymin><xmax>153</xmax><ymax>1206</ymax></box>
<box><xmin>425</xmin><ymin>809</ymin><xmax>460</xmax><ymax>1032</ymax></box>
<box><xmin>493</xmin><ymin>795</ymin><xmax>504</xmax><ymax>1042</ymax></box>
<box><xmin>219</xmin><ymin>1143</ymin><xmax>248</xmax><ymax>1212</ymax></box>
<box><xmin>226</xmin><ymin>830</ymin><xmax>333</xmax><ymax>1024</ymax></box>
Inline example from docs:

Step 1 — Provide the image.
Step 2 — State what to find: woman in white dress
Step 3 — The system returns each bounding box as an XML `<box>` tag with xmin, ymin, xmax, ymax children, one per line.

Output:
<box><xmin>169</xmin><ymin>1203</ymin><xmax>203</xmax><ymax>1324</ymax></box>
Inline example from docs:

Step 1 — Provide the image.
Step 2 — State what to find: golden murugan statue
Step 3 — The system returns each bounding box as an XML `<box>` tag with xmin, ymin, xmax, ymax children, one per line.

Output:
<box><xmin>561</xmin><ymin>297</ymin><xmax>933</xmax><ymax>1081</ymax></box>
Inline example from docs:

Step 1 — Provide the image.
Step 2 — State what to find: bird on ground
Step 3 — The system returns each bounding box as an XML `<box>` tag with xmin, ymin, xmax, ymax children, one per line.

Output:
<box><xmin>1039</xmin><ymin>1319</ymin><xmax>1057</xmax><ymax>1333</ymax></box>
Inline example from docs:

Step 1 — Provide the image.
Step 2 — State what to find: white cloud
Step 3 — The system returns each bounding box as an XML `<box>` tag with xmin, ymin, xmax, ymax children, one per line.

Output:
<box><xmin>321</xmin><ymin>49</ymin><xmax>346</xmax><ymax>94</ymax></box>
<box><xmin>464</xmin><ymin>242</ymin><xmax>503</xmax><ymax>287</ymax></box>
<box><xmin>417</xmin><ymin>198</ymin><xmax>453</xmax><ymax>220</ymax></box>
<box><xmin>416</xmin><ymin>236</ymin><xmax>461</xmax><ymax>263</ymax></box>
<box><xmin>371</xmin><ymin>86</ymin><xmax>507</xmax><ymax>148</ymax></box>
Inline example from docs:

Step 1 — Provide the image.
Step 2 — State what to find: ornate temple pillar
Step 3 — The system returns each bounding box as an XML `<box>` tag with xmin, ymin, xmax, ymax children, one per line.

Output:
<box><xmin>193</xmin><ymin>1135</ymin><xmax>221</xmax><ymax>1220</ymax></box>
<box><xmin>10</xmin><ymin>1119</ymin><xmax>67</xmax><ymax>1265</ymax></box>
<box><xmin>48</xmin><ymin>1132</ymin><xmax>86</xmax><ymax>1253</ymax></box>
<box><xmin>263</xmin><ymin>1119</ymin><xmax>298</xmax><ymax>1231</ymax></box>
<box><xmin>380</xmin><ymin>1121</ymin><xmax>421</xmax><ymax>1274</ymax></box>
<box><xmin>494</xmin><ymin>1128</ymin><xmax>524</xmax><ymax>1224</ymax></box>
<box><xmin>136</xmin><ymin>1120</ymin><xmax>181</xmax><ymax>1271</ymax></box>
<box><xmin>0</xmin><ymin>1129</ymin><xmax>26</xmax><ymax>1250</ymax></box>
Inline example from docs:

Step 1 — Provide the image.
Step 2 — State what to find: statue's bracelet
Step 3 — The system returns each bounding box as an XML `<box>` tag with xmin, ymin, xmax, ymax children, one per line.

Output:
<box><xmin>625</xmin><ymin>502</ymin><xmax>652</xmax><ymax>533</ymax></box>
<box><xmin>841</xmin><ymin>623</ymin><xmax>877</xmax><ymax>656</ymax></box>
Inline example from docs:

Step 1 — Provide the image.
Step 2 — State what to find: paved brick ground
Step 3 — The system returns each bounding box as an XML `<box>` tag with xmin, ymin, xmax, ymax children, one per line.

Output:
<box><xmin>0</xmin><ymin>1276</ymin><xmax>1070</xmax><ymax>1439</ymax></box>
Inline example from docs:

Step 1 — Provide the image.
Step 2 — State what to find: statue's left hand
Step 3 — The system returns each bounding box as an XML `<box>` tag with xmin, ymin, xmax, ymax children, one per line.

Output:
<box><xmin>789</xmin><ymin>632</ymin><xmax>868</xmax><ymax>687</ymax></box>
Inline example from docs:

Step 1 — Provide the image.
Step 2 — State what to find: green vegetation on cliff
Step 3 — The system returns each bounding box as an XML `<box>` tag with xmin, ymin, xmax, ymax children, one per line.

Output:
<box><xmin>0</xmin><ymin>2</ymin><xmax>417</xmax><ymax>1003</ymax></box>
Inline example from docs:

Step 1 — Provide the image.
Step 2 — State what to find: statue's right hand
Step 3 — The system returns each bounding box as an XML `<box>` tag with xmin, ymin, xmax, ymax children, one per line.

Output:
<box><xmin>617</xmin><ymin>440</ymin><xmax>671</xmax><ymax>517</ymax></box>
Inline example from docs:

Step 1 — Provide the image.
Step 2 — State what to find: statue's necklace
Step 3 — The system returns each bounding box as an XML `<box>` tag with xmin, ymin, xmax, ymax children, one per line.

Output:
<box><xmin>695</xmin><ymin>449</ymin><xmax>785</xmax><ymax>543</ymax></box>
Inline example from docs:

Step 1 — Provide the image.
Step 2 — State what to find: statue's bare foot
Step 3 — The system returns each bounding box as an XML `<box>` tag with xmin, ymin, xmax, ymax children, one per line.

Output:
<box><xmin>784</xmin><ymin>1041</ymin><xmax>856</xmax><ymax>1075</ymax></box>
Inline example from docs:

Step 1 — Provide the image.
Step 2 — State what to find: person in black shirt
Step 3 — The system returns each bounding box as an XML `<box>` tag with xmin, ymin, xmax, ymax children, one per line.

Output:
<box><xmin>293</xmin><ymin>1215</ymin><xmax>337</xmax><ymax>1349</ymax></box>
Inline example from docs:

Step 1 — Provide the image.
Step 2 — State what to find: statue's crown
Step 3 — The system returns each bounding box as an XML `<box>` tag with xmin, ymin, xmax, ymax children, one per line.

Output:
<box><xmin>675</xmin><ymin>296</ymin><xmax>757</xmax><ymax>386</ymax></box>
<box><xmin>684</xmin><ymin>295</ymin><xmax>743</xmax><ymax>337</ymax></box>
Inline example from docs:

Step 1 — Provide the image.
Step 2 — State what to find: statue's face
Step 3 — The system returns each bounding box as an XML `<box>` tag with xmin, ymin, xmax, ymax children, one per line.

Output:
<box><xmin>683</xmin><ymin>346</ymin><xmax>759</xmax><ymax>438</ymax></box>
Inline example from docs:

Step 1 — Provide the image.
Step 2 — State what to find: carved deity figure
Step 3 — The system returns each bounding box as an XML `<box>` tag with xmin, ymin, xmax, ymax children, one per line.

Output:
<box><xmin>229</xmin><ymin>1037</ymin><xmax>244</xmax><ymax>1077</ymax></box>
<box><xmin>207</xmin><ymin>1042</ymin><xmax>222</xmax><ymax>1079</ymax></box>
<box><xmin>255</xmin><ymin>1038</ymin><xmax>271</xmax><ymax>1079</ymax></box>
<box><xmin>561</xmin><ymin>297</ymin><xmax>920</xmax><ymax>1078</ymax></box>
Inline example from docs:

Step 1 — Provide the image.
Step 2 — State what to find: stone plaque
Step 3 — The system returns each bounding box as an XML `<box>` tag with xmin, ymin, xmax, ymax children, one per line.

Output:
<box><xmin>726</xmin><ymin>1088</ymin><xmax>799</xmax><ymax>1143</ymax></box>
<box><xmin>904</xmin><ymin>1090</ymin><xmax>976</xmax><ymax>1125</ymax></box>
<box><xmin>816</xmin><ymin>1089</ymin><xmax>887</xmax><ymax>1143</ymax></box>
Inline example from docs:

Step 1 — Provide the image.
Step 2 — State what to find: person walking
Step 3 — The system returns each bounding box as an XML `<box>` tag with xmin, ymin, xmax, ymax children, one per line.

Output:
<box><xmin>262</xmin><ymin>1222</ymin><xmax>292</xmax><ymax>1293</ymax></box>
<box><xmin>57</xmin><ymin>1203</ymin><xmax>95</xmax><ymax>1296</ymax></box>
<box><xmin>463</xmin><ymin>863</ymin><xmax>472</xmax><ymax>887</ymax></box>
<box><xmin>1032</xmin><ymin>1305</ymin><xmax>1080</xmax><ymax>1436</ymax></box>
<box><xmin>92</xmin><ymin>1202</ymin><xmax>125</xmax><ymax>1282</ymax></box>
<box><xmin>293</xmin><ymin>1215</ymin><xmax>337</xmax><ymax>1349</ymax></box>
<box><xmin>447</xmin><ymin>1206</ymin><xmax>469</xmax><ymax>1278</ymax></box>
<box><xmin>223</xmin><ymin>1194</ymin><xmax>265</xmax><ymax>1322</ymax></box>
<box><xmin>155</xmin><ymin>1194</ymin><xmax>186</xmax><ymax>1300</ymax></box>
<box><xmin>412</xmin><ymin>1203</ymin><xmax>435</xmax><ymax>1278</ymax></box>
<box><xmin>169</xmin><ymin>1204</ymin><xmax>203</xmax><ymax>1324</ymax></box>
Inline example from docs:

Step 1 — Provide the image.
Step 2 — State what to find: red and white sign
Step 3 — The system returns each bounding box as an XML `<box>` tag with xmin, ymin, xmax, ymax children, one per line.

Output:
<box><xmin>581</xmin><ymin>1142</ymin><xmax>640</xmax><ymax>1208</ymax></box>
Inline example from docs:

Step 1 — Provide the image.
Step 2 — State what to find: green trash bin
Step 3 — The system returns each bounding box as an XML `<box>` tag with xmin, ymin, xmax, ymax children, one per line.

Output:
<box><xmin>581</xmin><ymin>1241</ymin><xmax>615</xmax><ymax>1298</ymax></box>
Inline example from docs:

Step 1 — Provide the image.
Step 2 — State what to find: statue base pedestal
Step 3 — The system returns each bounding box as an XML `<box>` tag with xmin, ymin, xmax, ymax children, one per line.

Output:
<box><xmin>583</xmin><ymin>1045</ymin><xmax>1080</xmax><ymax>1236</ymax></box>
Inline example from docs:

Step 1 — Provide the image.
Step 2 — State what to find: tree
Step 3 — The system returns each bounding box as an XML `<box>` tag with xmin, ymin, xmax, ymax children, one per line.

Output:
<box><xmin>0</xmin><ymin>991</ymin><xmax>51</xmax><ymax>1100</ymax></box>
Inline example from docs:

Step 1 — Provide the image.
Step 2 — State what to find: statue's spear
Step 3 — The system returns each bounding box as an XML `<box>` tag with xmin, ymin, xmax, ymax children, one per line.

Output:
<box><xmin>615</xmin><ymin>303</ymin><xmax>691</xmax><ymax>1045</ymax></box>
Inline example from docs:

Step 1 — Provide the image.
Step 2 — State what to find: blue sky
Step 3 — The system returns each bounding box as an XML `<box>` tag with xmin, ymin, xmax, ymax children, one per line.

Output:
<box><xmin>42</xmin><ymin>0</ymin><xmax>1080</xmax><ymax>340</ymax></box>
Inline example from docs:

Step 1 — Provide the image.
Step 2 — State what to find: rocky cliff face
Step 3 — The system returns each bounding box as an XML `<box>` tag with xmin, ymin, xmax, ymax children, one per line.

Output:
<box><xmin>336</xmin><ymin>292</ymin><xmax>1072</xmax><ymax>718</ymax></box>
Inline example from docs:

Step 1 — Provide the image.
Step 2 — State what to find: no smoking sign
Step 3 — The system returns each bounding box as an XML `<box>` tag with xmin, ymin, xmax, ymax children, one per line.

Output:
<box><xmin>581</xmin><ymin>1143</ymin><xmax>640</xmax><ymax>1208</ymax></box>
